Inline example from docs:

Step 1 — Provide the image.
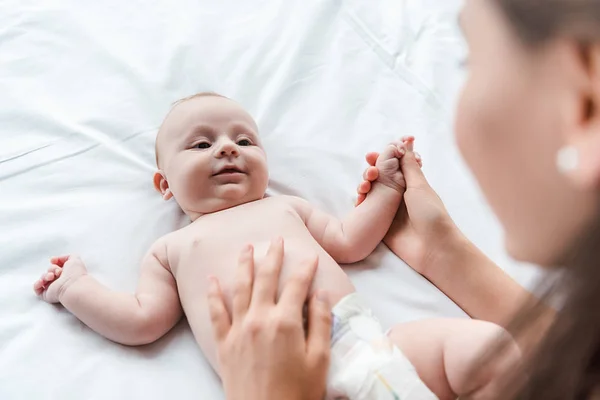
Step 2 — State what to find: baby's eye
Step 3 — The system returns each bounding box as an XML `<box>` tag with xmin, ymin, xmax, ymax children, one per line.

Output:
<box><xmin>194</xmin><ymin>142</ymin><xmax>211</xmax><ymax>149</ymax></box>
<box><xmin>237</xmin><ymin>139</ymin><xmax>252</xmax><ymax>147</ymax></box>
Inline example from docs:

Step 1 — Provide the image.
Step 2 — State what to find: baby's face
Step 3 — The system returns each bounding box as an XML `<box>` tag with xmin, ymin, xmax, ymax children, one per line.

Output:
<box><xmin>154</xmin><ymin>96</ymin><xmax>269</xmax><ymax>218</ymax></box>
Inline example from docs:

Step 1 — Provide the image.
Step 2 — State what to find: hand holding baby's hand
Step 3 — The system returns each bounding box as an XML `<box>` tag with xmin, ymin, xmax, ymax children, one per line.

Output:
<box><xmin>356</xmin><ymin>136</ymin><xmax>422</xmax><ymax>206</ymax></box>
<box><xmin>373</xmin><ymin>141</ymin><xmax>406</xmax><ymax>193</ymax></box>
<box><xmin>33</xmin><ymin>255</ymin><xmax>88</xmax><ymax>303</ymax></box>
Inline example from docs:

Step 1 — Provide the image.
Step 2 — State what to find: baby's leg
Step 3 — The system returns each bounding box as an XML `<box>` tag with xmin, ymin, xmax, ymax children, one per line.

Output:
<box><xmin>388</xmin><ymin>319</ymin><xmax>521</xmax><ymax>400</ymax></box>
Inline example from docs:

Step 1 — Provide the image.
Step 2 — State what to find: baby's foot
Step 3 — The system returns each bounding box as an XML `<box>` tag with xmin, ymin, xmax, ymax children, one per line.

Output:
<box><xmin>33</xmin><ymin>255</ymin><xmax>87</xmax><ymax>304</ymax></box>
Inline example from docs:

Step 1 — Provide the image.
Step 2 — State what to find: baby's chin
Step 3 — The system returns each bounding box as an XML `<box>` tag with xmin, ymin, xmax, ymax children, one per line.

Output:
<box><xmin>186</xmin><ymin>189</ymin><xmax>266</xmax><ymax>216</ymax></box>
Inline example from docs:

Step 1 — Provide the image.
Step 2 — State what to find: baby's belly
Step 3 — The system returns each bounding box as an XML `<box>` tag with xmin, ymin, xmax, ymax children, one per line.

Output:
<box><xmin>174</xmin><ymin>234</ymin><xmax>356</xmax><ymax>373</ymax></box>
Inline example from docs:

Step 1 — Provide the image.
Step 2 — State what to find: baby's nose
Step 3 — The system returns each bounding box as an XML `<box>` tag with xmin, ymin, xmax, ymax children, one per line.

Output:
<box><xmin>217</xmin><ymin>141</ymin><xmax>239</xmax><ymax>157</ymax></box>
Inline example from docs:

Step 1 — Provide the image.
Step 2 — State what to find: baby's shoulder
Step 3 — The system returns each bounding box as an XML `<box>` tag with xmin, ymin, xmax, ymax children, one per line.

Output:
<box><xmin>148</xmin><ymin>231</ymin><xmax>172</xmax><ymax>249</ymax></box>
<box><xmin>270</xmin><ymin>195</ymin><xmax>313</xmax><ymax>218</ymax></box>
<box><xmin>150</xmin><ymin>229</ymin><xmax>187</xmax><ymax>253</ymax></box>
<box><xmin>271</xmin><ymin>194</ymin><xmax>307</xmax><ymax>207</ymax></box>
<box><xmin>147</xmin><ymin>228</ymin><xmax>193</xmax><ymax>267</ymax></box>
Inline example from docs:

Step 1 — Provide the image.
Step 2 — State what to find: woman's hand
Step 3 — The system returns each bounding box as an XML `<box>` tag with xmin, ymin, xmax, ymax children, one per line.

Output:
<box><xmin>357</xmin><ymin>137</ymin><xmax>459</xmax><ymax>276</ymax></box>
<box><xmin>207</xmin><ymin>237</ymin><xmax>331</xmax><ymax>400</ymax></box>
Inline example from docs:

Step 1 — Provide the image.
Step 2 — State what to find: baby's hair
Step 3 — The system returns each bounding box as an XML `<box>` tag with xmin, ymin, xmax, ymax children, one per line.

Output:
<box><xmin>170</xmin><ymin>91</ymin><xmax>227</xmax><ymax>108</ymax></box>
<box><xmin>155</xmin><ymin>91</ymin><xmax>227</xmax><ymax>167</ymax></box>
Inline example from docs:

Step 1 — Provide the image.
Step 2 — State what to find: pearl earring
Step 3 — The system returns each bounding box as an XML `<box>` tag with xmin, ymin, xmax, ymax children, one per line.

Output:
<box><xmin>556</xmin><ymin>146</ymin><xmax>579</xmax><ymax>174</ymax></box>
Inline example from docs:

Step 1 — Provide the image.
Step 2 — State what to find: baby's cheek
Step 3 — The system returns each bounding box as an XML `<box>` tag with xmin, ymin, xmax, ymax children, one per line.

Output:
<box><xmin>173</xmin><ymin>171</ymin><xmax>211</xmax><ymax>204</ymax></box>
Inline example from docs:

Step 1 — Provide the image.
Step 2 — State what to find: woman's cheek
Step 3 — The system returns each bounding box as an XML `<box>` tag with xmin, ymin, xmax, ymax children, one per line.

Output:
<box><xmin>455</xmin><ymin>80</ymin><xmax>478</xmax><ymax>166</ymax></box>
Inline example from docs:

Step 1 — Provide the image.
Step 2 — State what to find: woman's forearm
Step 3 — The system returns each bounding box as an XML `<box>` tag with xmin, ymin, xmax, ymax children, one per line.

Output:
<box><xmin>427</xmin><ymin>230</ymin><xmax>555</xmax><ymax>349</ymax></box>
<box><xmin>426</xmin><ymin>231</ymin><xmax>523</xmax><ymax>323</ymax></box>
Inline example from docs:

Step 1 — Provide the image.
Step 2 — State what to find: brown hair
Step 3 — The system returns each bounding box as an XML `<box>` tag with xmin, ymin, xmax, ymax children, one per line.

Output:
<box><xmin>486</xmin><ymin>0</ymin><xmax>600</xmax><ymax>398</ymax></box>
<box><xmin>494</xmin><ymin>0</ymin><xmax>600</xmax><ymax>46</ymax></box>
<box><xmin>489</xmin><ymin>215</ymin><xmax>600</xmax><ymax>399</ymax></box>
<box><xmin>155</xmin><ymin>91</ymin><xmax>226</xmax><ymax>167</ymax></box>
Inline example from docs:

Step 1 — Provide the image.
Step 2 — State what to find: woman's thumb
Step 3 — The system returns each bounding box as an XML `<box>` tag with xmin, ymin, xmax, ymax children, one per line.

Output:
<box><xmin>400</xmin><ymin>149</ymin><xmax>428</xmax><ymax>189</ymax></box>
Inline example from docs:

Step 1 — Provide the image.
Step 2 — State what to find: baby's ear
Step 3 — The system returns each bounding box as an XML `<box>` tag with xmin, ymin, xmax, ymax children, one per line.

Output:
<box><xmin>153</xmin><ymin>170</ymin><xmax>173</xmax><ymax>200</ymax></box>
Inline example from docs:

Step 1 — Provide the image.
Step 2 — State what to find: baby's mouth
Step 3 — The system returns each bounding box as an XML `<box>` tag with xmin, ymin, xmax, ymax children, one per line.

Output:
<box><xmin>212</xmin><ymin>167</ymin><xmax>245</xmax><ymax>176</ymax></box>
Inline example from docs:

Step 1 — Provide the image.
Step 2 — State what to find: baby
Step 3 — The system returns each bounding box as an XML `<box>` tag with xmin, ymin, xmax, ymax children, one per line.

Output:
<box><xmin>34</xmin><ymin>93</ymin><xmax>519</xmax><ymax>400</ymax></box>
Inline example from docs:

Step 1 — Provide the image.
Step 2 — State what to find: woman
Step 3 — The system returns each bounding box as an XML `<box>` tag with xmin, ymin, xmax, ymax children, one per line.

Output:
<box><xmin>209</xmin><ymin>0</ymin><xmax>600</xmax><ymax>398</ymax></box>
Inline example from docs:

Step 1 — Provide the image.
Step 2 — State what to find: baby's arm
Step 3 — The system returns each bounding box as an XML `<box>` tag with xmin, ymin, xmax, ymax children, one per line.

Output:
<box><xmin>289</xmin><ymin>142</ymin><xmax>405</xmax><ymax>264</ymax></box>
<box><xmin>33</xmin><ymin>240</ymin><xmax>182</xmax><ymax>346</ymax></box>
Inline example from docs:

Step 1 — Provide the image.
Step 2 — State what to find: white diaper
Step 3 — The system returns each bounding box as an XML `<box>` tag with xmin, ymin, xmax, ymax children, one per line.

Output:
<box><xmin>326</xmin><ymin>293</ymin><xmax>438</xmax><ymax>400</ymax></box>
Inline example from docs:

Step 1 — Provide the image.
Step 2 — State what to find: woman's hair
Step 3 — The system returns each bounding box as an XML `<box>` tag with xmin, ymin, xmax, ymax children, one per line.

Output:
<box><xmin>494</xmin><ymin>0</ymin><xmax>600</xmax><ymax>45</ymax></box>
<box><xmin>487</xmin><ymin>1</ymin><xmax>600</xmax><ymax>398</ymax></box>
<box><xmin>495</xmin><ymin>215</ymin><xmax>600</xmax><ymax>399</ymax></box>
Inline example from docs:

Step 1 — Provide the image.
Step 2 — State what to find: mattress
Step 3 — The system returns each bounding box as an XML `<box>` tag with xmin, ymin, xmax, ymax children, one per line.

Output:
<box><xmin>0</xmin><ymin>0</ymin><xmax>542</xmax><ymax>398</ymax></box>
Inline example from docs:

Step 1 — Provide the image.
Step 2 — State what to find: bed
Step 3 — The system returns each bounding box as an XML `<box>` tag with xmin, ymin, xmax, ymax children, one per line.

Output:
<box><xmin>0</xmin><ymin>0</ymin><xmax>542</xmax><ymax>398</ymax></box>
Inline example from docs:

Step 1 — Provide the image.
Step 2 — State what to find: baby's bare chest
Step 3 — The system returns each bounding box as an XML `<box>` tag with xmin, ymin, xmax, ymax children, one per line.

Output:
<box><xmin>194</xmin><ymin>198</ymin><xmax>305</xmax><ymax>240</ymax></box>
<box><xmin>167</xmin><ymin>198</ymin><xmax>318</xmax><ymax>277</ymax></box>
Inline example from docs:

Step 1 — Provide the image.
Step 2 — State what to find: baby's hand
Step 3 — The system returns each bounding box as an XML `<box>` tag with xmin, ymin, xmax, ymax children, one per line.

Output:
<box><xmin>33</xmin><ymin>255</ymin><xmax>88</xmax><ymax>304</ymax></box>
<box><xmin>356</xmin><ymin>136</ymin><xmax>422</xmax><ymax>206</ymax></box>
<box><xmin>372</xmin><ymin>139</ymin><xmax>408</xmax><ymax>193</ymax></box>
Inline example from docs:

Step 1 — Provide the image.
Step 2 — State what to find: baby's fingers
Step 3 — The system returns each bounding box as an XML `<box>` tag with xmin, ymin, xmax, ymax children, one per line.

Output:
<box><xmin>50</xmin><ymin>255</ymin><xmax>71</xmax><ymax>267</ymax></box>
<box><xmin>358</xmin><ymin>180</ymin><xmax>371</xmax><ymax>195</ymax></box>
<box><xmin>47</xmin><ymin>265</ymin><xmax>62</xmax><ymax>275</ymax></box>
<box><xmin>365</xmin><ymin>152</ymin><xmax>379</xmax><ymax>167</ymax></box>
<box><xmin>362</xmin><ymin>166</ymin><xmax>378</xmax><ymax>182</ymax></box>
<box><xmin>355</xmin><ymin>193</ymin><xmax>366</xmax><ymax>207</ymax></box>
<box><xmin>378</xmin><ymin>143</ymin><xmax>399</xmax><ymax>163</ymax></box>
<box><xmin>356</xmin><ymin>176</ymin><xmax>373</xmax><ymax>207</ymax></box>
<box><xmin>33</xmin><ymin>279</ymin><xmax>44</xmax><ymax>295</ymax></box>
<box><xmin>33</xmin><ymin>272</ymin><xmax>49</xmax><ymax>294</ymax></box>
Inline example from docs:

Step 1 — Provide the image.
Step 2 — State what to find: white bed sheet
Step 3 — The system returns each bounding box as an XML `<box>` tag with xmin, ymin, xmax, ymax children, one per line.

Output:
<box><xmin>0</xmin><ymin>0</ymin><xmax>543</xmax><ymax>398</ymax></box>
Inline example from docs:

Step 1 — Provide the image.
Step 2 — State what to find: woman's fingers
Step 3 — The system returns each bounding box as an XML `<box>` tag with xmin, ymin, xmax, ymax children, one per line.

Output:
<box><xmin>306</xmin><ymin>291</ymin><xmax>331</xmax><ymax>362</ymax></box>
<box><xmin>232</xmin><ymin>244</ymin><xmax>255</xmax><ymax>320</ymax></box>
<box><xmin>365</xmin><ymin>152</ymin><xmax>379</xmax><ymax>167</ymax></box>
<box><xmin>414</xmin><ymin>151</ymin><xmax>423</xmax><ymax>167</ymax></box>
<box><xmin>278</xmin><ymin>255</ymin><xmax>318</xmax><ymax>315</ymax></box>
<box><xmin>207</xmin><ymin>276</ymin><xmax>231</xmax><ymax>342</ymax></box>
<box><xmin>252</xmin><ymin>237</ymin><xmax>285</xmax><ymax>305</ymax></box>
<box><xmin>400</xmin><ymin>146</ymin><xmax>428</xmax><ymax>190</ymax></box>
<box><xmin>401</xmin><ymin>136</ymin><xmax>415</xmax><ymax>149</ymax></box>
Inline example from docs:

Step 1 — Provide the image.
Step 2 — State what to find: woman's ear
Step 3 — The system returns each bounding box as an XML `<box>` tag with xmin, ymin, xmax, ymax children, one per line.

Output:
<box><xmin>153</xmin><ymin>170</ymin><xmax>173</xmax><ymax>200</ymax></box>
<box><xmin>562</xmin><ymin>44</ymin><xmax>600</xmax><ymax>190</ymax></box>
